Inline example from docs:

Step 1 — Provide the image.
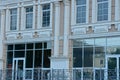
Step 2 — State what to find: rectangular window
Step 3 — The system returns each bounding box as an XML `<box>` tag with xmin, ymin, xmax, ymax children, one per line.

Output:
<box><xmin>10</xmin><ymin>8</ymin><xmax>17</xmax><ymax>30</ymax></box>
<box><xmin>26</xmin><ymin>7</ymin><xmax>33</xmax><ymax>29</ymax></box>
<box><xmin>97</xmin><ymin>0</ymin><xmax>108</xmax><ymax>21</ymax></box>
<box><xmin>42</xmin><ymin>4</ymin><xmax>50</xmax><ymax>27</ymax></box>
<box><xmin>76</xmin><ymin>0</ymin><xmax>86</xmax><ymax>23</ymax></box>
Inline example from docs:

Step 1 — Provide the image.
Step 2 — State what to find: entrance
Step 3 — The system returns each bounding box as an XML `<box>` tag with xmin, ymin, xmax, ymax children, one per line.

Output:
<box><xmin>12</xmin><ymin>58</ymin><xmax>25</xmax><ymax>80</ymax></box>
<box><xmin>106</xmin><ymin>55</ymin><xmax>120</xmax><ymax>80</ymax></box>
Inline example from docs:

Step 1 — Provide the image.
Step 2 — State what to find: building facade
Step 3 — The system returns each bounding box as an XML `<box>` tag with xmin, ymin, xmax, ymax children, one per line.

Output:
<box><xmin>0</xmin><ymin>0</ymin><xmax>120</xmax><ymax>80</ymax></box>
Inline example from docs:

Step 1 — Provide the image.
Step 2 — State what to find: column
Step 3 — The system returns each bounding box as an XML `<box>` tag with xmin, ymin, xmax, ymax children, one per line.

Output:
<box><xmin>0</xmin><ymin>10</ymin><xmax>5</xmax><ymax>69</ymax></box>
<box><xmin>115</xmin><ymin>0</ymin><xmax>120</xmax><ymax>21</ymax></box>
<box><xmin>17</xmin><ymin>4</ymin><xmax>20</xmax><ymax>30</ymax></box>
<box><xmin>33</xmin><ymin>1</ymin><xmax>36</xmax><ymax>29</ymax></box>
<box><xmin>53</xmin><ymin>2</ymin><xmax>60</xmax><ymax>57</ymax></box>
<box><xmin>71</xmin><ymin>0</ymin><xmax>75</xmax><ymax>26</ymax></box>
<box><xmin>63</xmin><ymin>0</ymin><xmax>70</xmax><ymax>57</ymax></box>
<box><xmin>21</xmin><ymin>4</ymin><xmax>25</xmax><ymax>30</ymax></box>
<box><xmin>108</xmin><ymin>0</ymin><xmax>112</xmax><ymax>21</ymax></box>
<box><xmin>6</xmin><ymin>8</ymin><xmax>10</xmax><ymax>31</ymax></box>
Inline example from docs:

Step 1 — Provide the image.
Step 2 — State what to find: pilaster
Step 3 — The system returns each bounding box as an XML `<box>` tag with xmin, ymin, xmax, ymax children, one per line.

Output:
<box><xmin>0</xmin><ymin>10</ymin><xmax>5</xmax><ymax>69</ymax></box>
<box><xmin>21</xmin><ymin>4</ymin><xmax>25</xmax><ymax>30</ymax></box>
<box><xmin>63</xmin><ymin>0</ymin><xmax>70</xmax><ymax>57</ymax></box>
<box><xmin>33</xmin><ymin>1</ymin><xmax>36</xmax><ymax>29</ymax></box>
<box><xmin>53</xmin><ymin>1</ymin><xmax>60</xmax><ymax>57</ymax></box>
<box><xmin>17</xmin><ymin>4</ymin><xmax>20</xmax><ymax>31</ymax></box>
<box><xmin>71</xmin><ymin>0</ymin><xmax>75</xmax><ymax>26</ymax></box>
<box><xmin>6</xmin><ymin>8</ymin><xmax>10</xmax><ymax>31</ymax></box>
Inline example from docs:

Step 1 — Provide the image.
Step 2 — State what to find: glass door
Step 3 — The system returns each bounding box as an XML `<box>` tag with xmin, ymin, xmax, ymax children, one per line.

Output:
<box><xmin>106</xmin><ymin>56</ymin><xmax>120</xmax><ymax>80</ymax></box>
<box><xmin>12</xmin><ymin>58</ymin><xmax>25</xmax><ymax>80</ymax></box>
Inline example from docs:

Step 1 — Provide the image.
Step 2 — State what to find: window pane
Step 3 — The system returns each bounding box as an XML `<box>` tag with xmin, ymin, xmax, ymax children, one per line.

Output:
<box><xmin>73</xmin><ymin>48</ymin><xmax>82</xmax><ymax>67</ymax></box>
<box><xmin>84</xmin><ymin>47</ymin><xmax>93</xmax><ymax>67</ymax></box>
<box><xmin>7</xmin><ymin>52</ymin><xmax>13</xmax><ymax>68</ymax></box>
<box><xmin>15</xmin><ymin>44</ymin><xmax>25</xmax><ymax>50</ymax></box>
<box><xmin>34</xmin><ymin>50</ymin><xmax>42</xmax><ymax>68</ymax></box>
<box><xmin>43</xmin><ymin>49</ymin><xmax>51</xmax><ymax>68</ymax></box>
<box><xmin>10</xmin><ymin>8</ymin><xmax>17</xmax><ymax>30</ymax></box>
<box><xmin>42</xmin><ymin>4</ymin><xmax>50</xmax><ymax>27</ymax></box>
<box><xmin>14</xmin><ymin>51</ymin><xmax>25</xmax><ymax>57</ymax></box>
<box><xmin>26</xmin><ymin>51</ymin><xmax>33</xmax><ymax>68</ymax></box>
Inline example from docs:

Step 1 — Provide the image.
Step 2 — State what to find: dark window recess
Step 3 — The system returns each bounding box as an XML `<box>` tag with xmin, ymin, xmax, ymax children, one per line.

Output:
<box><xmin>26</xmin><ymin>43</ymin><xmax>34</xmax><ymax>49</ymax></box>
<box><xmin>35</xmin><ymin>43</ymin><xmax>42</xmax><ymax>49</ymax></box>
<box><xmin>26</xmin><ymin>51</ymin><xmax>33</xmax><ymax>68</ymax></box>
<box><xmin>73</xmin><ymin>48</ymin><xmax>82</xmax><ymax>67</ymax></box>
<box><xmin>43</xmin><ymin>49</ymin><xmax>51</xmax><ymax>68</ymax></box>
<box><xmin>44</xmin><ymin>42</ymin><xmax>47</xmax><ymax>49</ymax></box>
<box><xmin>7</xmin><ymin>52</ymin><xmax>13</xmax><ymax>68</ymax></box>
<box><xmin>14</xmin><ymin>51</ymin><xmax>25</xmax><ymax>58</ymax></box>
<box><xmin>84</xmin><ymin>47</ymin><xmax>93</xmax><ymax>67</ymax></box>
<box><xmin>34</xmin><ymin>50</ymin><xmax>42</xmax><ymax>68</ymax></box>
<box><xmin>8</xmin><ymin>45</ymin><xmax>13</xmax><ymax>50</ymax></box>
<box><xmin>15</xmin><ymin>44</ymin><xmax>25</xmax><ymax>50</ymax></box>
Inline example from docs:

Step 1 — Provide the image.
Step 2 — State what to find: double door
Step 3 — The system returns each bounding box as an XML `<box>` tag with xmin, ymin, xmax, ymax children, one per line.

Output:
<box><xmin>12</xmin><ymin>58</ymin><xmax>25</xmax><ymax>80</ymax></box>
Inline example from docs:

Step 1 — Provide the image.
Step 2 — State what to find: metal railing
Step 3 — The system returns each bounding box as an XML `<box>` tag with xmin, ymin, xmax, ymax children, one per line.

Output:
<box><xmin>0</xmin><ymin>68</ymin><xmax>120</xmax><ymax>80</ymax></box>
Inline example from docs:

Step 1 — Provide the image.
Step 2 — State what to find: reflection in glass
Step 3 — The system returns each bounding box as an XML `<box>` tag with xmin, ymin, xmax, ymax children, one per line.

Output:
<box><xmin>84</xmin><ymin>39</ymin><xmax>94</xmax><ymax>47</ymax></box>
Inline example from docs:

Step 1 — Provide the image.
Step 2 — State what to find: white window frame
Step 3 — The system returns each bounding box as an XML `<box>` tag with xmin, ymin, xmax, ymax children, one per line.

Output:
<box><xmin>10</xmin><ymin>8</ymin><xmax>17</xmax><ymax>30</ymax></box>
<box><xmin>41</xmin><ymin>4</ymin><xmax>50</xmax><ymax>28</ymax></box>
<box><xmin>72</xmin><ymin>0</ymin><xmax>89</xmax><ymax>25</ymax></box>
<box><xmin>92</xmin><ymin>0</ymin><xmax>111</xmax><ymax>23</ymax></box>
<box><xmin>25</xmin><ymin>6</ymin><xmax>33</xmax><ymax>29</ymax></box>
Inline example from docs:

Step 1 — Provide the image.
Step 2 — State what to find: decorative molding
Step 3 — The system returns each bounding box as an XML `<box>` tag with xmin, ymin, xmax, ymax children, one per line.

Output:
<box><xmin>94</xmin><ymin>25</ymin><xmax>109</xmax><ymax>33</ymax></box>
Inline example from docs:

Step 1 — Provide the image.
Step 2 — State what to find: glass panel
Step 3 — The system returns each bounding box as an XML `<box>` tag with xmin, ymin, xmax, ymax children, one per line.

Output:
<box><xmin>95</xmin><ymin>70</ymin><xmax>104</xmax><ymax>80</ymax></box>
<box><xmin>34</xmin><ymin>50</ymin><xmax>42</xmax><ymax>68</ymax></box>
<box><xmin>14</xmin><ymin>51</ymin><xmax>25</xmax><ymax>58</ymax></box>
<box><xmin>8</xmin><ymin>45</ymin><xmax>13</xmax><ymax>50</ymax></box>
<box><xmin>107</xmin><ymin>37</ymin><xmax>120</xmax><ymax>46</ymax></box>
<box><xmin>26</xmin><ymin>51</ymin><xmax>33</xmax><ymax>68</ymax></box>
<box><xmin>73</xmin><ymin>39</ymin><xmax>83</xmax><ymax>48</ymax></box>
<box><xmin>83</xmin><ymin>69</ymin><xmax>93</xmax><ymax>80</ymax></box>
<box><xmin>107</xmin><ymin>47</ymin><xmax>120</xmax><ymax>54</ymax></box>
<box><xmin>25</xmin><ymin>70</ymin><xmax>32</xmax><ymax>79</ymax></box>
<box><xmin>7</xmin><ymin>52</ymin><xmax>13</xmax><ymax>68</ymax></box>
<box><xmin>15</xmin><ymin>44</ymin><xmax>25</xmax><ymax>50</ymax></box>
<box><xmin>84</xmin><ymin>39</ymin><xmax>94</xmax><ymax>47</ymax></box>
<box><xmin>73</xmin><ymin>69</ymin><xmax>81</xmax><ymax>80</ymax></box>
<box><xmin>108</xmin><ymin>58</ymin><xmax>117</xmax><ymax>80</ymax></box>
<box><xmin>84</xmin><ymin>47</ymin><xmax>93</xmax><ymax>67</ymax></box>
<box><xmin>26</xmin><ymin>43</ymin><xmax>33</xmax><ymax>49</ymax></box>
<box><xmin>73</xmin><ymin>48</ymin><xmax>82</xmax><ymax>67</ymax></box>
<box><xmin>17</xmin><ymin>60</ymin><xmax>23</xmax><ymax>80</ymax></box>
<box><xmin>43</xmin><ymin>49</ymin><xmax>51</xmax><ymax>68</ymax></box>
<box><xmin>94</xmin><ymin>47</ymin><xmax>105</xmax><ymax>67</ymax></box>
<box><xmin>35</xmin><ymin>43</ymin><xmax>42</xmax><ymax>49</ymax></box>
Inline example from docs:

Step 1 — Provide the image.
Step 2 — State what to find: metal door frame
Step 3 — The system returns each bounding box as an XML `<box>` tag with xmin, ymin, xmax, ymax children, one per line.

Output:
<box><xmin>106</xmin><ymin>55</ymin><xmax>120</xmax><ymax>80</ymax></box>
<box><xmin>12</xmin><ymin>58</ymin><xmax>25</xmax><ymax>80</ymax></box>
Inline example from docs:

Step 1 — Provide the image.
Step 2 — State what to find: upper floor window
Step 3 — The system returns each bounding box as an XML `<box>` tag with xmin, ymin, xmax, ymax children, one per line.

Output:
<box><xmin>97</xmin><ymin>0</ymin><xmax>108</xmax><ymax>21</ymax></box>
<box><xmin>76</xmin><ymin>0</ymin><xmax>86</xmax><ymax>23</ymax></box>
<box><xmin>25</xmin><ymin>7</ymin><xmax>33</xmax><ymax>29</ymax></box>
<box><xmin>10</xmin><ymin>8</ymin><xmax>17</xmax><ymax>30</ymax></box>
<box><xmin>42</xmin><ymin>4</ymin><xmax>50</xmax><ymax>27</ymax></box>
